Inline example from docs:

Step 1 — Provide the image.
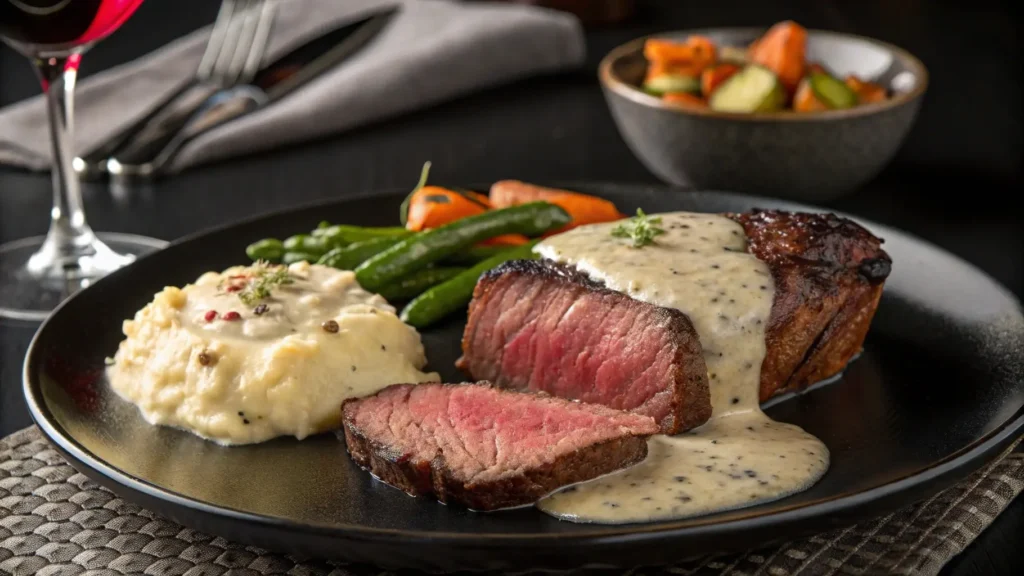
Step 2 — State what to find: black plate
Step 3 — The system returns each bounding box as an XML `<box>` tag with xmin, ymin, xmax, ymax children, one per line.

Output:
<box><xmin>24</xmin><ymin>185</ymin><xmax>1024</xmax><ymax>572</ymax></box>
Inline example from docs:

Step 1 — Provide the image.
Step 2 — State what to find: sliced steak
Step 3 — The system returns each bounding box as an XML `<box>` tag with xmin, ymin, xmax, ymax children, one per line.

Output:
<box><xmin>341</xmin><ymin>382</ymin><xmax>659</xmax><ymax>511</ymax></box>
<box><xmin>455</xmin><ymin>260</ymin><xmax>712</xmax><ymax>434</ymax></box>
<box><xmin>458</xmin><ymin>210</ymin><xmax>890</xmax><ymax>428</ymax></box>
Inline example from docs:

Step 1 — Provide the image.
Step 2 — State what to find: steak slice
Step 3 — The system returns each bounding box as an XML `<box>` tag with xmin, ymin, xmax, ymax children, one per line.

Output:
<box><xmin>458</xmin><ymin>210</ymin><xmax>891</xmax><ymax>429</ymax></box>
<box><xmin>341</xmin><ymin>382</ymin><xmax>659</xmax><ymax>511</ymax></box>
<box><xmin>455</xmin><ymin>259</ymin><xmax>712</xmax><ymax>434</ymax></box>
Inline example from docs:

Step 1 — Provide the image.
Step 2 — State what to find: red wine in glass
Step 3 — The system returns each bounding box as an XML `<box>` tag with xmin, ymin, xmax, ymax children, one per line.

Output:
<box><xmin>0</xmin><ymin>0</ymin><xmax>144</xmax><ymax>51</ymax></box>
<box><xmin>0</xmin><ymin>0</ymin><xmax>166</xmax><ymax>321</ymax></box>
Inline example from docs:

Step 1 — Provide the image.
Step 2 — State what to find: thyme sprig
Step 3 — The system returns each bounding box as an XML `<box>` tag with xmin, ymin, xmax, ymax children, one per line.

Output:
<box><xmin>611</xmin><ymin>208</ymin><xmax>666</xmax><ymax>248</ymax></box>
<box><xmin>238</xmin><ymin>262</ymin><xmax>294</xmax><ymax>306</ymax></box>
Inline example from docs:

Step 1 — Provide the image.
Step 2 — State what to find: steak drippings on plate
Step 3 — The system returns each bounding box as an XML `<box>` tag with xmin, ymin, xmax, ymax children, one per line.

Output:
<box><xmin>458</xmin><ymin>209</ymin><xmax>891</xmax><ymax>432</ymax></box>
<box><xmin>341</xmin><ymin>382</ymin><xmax>659</xmax><ymax>511</ymax></box>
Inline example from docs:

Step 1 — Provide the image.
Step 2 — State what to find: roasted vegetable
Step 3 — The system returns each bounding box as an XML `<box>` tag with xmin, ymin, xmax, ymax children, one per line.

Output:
<box><xmin>644</xmin><ymin>36</ymin><xmax>717</xmax><ymax>76</ymax></box>
<box><xmin>708</xmin><ymin>65</ymin><xmax>785</xmax><ymax>112</ymax></box>
<box><xmin>488</xmin><ymin>181</ymin><xmax>624</xmax><ymax>234</ymax></box>
<box><xmin>845</xmin><ymin>75</ymin><xmax>887</xmax><ymax>104</ymax></box>
<box><xmin>405</xmin><ymin>183</ymin><xmax>492</xmax><ymax>232</ymax></box>
<box><xmin>282</xmin><ymin>234</ymin><xmax>330</xmax><ymax>258</ymax></box>
<box><xmin>643</xmin><ymin>72</ymin><xmax>701</xmax><ymax>96</ymax></box>
<box><xmin>793</xmin><ymin>77</ymin><xmax>829</xmax><ymax>111</ymax></box>
<box><xmin>441</xmin><ymin>245</ymin><xmax>508</xmax><ymax>266</ymax></box>
<box><xmin>748</xmin><ymin>20</ymin><xmax>807</xmax><ymax>93</ymax></box>
<box><xmin>701</xmin><ymin>63</ymin><xmax>741</xmax><ymax>97</ymax></box>
<box><xmin>400</xmin><ymin>242</ymin><xmax>539</xmax><ymax>328</ymax></box>
<box><xmin>377</xmin><ymin>267</ymin><xmax>466</xmax><ymax>302</ymax></box>
<box><xmin>318</xmin><ymin>237</ymin><xmax>406</xmax><ymax>271</ymax></box>
<box><xmin>354</xmin><ymin>202</ymin><xmax>571</xmax><ymax>292</ymax></box>
<box><xmin>282</xmin><ymin>251</ymin><xmax>319</xmax><ymax>265</ymax></box>
<box><xmin>809</xmin><ymin>71</ymin><xmax>859</xmax><ymax>109</ymax></box>
<box><xmin>245</xmin><ymin>238</ymin><xmax>285</xmax><ymax>262</ymax></box>
<box><xmin>663</xmin><ymin>92</ymin><xmax>707</xmax><ymax>107</ymax></box>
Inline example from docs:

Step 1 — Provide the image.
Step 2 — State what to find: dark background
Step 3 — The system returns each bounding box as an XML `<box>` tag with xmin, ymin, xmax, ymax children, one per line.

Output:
<box><xmin>1</xmin><ymin>0</ymin><xmax>1021</xmax><ymax>574</ymax></box>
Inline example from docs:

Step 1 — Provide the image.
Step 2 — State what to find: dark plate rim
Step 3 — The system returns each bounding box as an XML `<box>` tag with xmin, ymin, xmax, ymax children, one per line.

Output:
<box><xmin>23</xmin><ymin>185</ymin><xmax>1024</xmax><ymax>548</ymax></box>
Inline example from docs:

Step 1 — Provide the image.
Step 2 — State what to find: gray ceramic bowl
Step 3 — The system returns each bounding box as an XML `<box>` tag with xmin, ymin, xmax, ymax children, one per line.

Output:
<box><xmin>599</xmin><ymin>28</ymin><xmax>928</xmax><ymax>201</ymax></box>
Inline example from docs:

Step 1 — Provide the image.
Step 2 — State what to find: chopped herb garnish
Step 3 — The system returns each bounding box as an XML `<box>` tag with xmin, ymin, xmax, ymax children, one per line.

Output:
<box><xmin>611</xmin><ymin>208</ymin><xmax>666</xmax><ymax>248</ymax></box>
<box><xmin>238</xmin><ymin>263</ymin><xmax>294</xmax><ymax>306</ymax></box>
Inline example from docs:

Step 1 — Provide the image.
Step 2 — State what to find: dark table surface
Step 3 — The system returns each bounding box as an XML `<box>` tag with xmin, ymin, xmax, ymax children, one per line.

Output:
<box><xmin>1</xmin><ymin>0</ymin><xmax>1021</xmax><ymax>574</ymax></box>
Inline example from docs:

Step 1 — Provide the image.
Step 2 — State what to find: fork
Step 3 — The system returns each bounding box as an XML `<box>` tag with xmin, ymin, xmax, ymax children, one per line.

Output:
<box><xmin>74</xmin><ymin>0</ymin><xmax>275</xmax><ymax>179</ymax></box>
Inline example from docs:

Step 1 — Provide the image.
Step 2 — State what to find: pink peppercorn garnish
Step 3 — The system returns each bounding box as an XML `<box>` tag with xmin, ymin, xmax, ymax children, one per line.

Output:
<box><xmin>204</xmin><ymin>310</ymin><xmax>218</xmax><ymax>322</ymax></box>
<box><xmin>222</xmin><ymin>311</ymin><xmax>241</xmax><ymax>321</ymax></box>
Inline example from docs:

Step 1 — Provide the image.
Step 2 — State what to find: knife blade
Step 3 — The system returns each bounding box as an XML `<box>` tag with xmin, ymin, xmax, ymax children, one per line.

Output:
<box><xmin>92</xmin><ymin>6</ymin><xmax>400</xmax><ymax>180</ymax></box>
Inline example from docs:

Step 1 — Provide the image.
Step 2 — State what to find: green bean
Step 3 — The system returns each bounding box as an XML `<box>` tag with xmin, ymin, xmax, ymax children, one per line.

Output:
<box><xmin>400</xmin><ymin>242</ymin><xmax>539</xmax><ymax>329</ymax></box>
<box><xmin>440</xmin><ymin>245</ymin><xmax>507</xmax><ymax>266</ymax></box>
<box><xmin>355</xmin><ymin>202</ymin><xmax>569</xmax><ymax>292</ymax></box>
<box><xmin>282</xmin><ymin>251</ymin><xmax>319</xmax><ymax>265</ymax></box>
<box><xmin>318</xmin><ymin>237</ymin><xmax>407</xmax><ymax>271</ymax></box>
<box><xmin>245</xmin><ymin>238</ymin><xmax>284</xmax><ymax>262</ymax></box>
<box><xmin>283</xmin><ymin>234</ymin><xmax>331</xmax><ymax>258</ymax></box>
<box><xmin>376</xmin><ymin>267</ymin><xmax>466</xmax><ymax>302</ymax></box>
<box><xmin>318</xmin><ymin>225</ymin><xmax>412</xmax><ymax>246</ymax></box>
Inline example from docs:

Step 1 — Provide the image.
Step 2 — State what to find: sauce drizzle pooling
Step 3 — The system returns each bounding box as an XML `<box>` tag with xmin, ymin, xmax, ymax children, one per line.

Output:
<box><xmin>534</xmin><ymin>212</ymin><xmax>829</xmax><ymax>524</ymax></box>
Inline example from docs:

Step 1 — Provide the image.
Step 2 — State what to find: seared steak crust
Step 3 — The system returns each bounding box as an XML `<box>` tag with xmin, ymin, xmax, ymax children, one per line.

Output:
<box><xmin>459</xmin><ymin>209</ymin><xmax>891</xmax><ymax>428</ymax></box>
<box><xmin>456</xmin><ymin>259</ymin><xmax>712</xmax><ymax>434</ymax></box>
<box><xmin>342</xmin><ymin>382</ymin><xmax>659</xmax><ymax>511</ymax></box>
<box><xmin>727</xmin><ymin>209</ymin><xmax>891</xmax><ymax>399</ymax></box>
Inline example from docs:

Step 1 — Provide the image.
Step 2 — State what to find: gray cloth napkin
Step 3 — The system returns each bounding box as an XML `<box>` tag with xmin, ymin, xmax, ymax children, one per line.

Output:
<box><xmin>0</xmin><ymin>0</ymin><xmax>585</xmax><ymax>173</ymax></box>
<box><xmin>1</xmin><ymin>426</ymin><xmax>1022</xmax><ymax>576</ymax></box>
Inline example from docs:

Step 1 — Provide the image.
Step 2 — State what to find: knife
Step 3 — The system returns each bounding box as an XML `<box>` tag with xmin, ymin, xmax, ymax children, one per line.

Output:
<box><xmin>97</xmin><ymin>6</ymin><xmax>399</xmax><ymax>180</ymax></box>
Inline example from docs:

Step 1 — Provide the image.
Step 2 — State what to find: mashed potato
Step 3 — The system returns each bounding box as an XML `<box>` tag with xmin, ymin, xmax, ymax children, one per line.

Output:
<box><xmin>107</xmin><ymin>261</ymin><xmax>440</xmax><ymax>445</ymax></box>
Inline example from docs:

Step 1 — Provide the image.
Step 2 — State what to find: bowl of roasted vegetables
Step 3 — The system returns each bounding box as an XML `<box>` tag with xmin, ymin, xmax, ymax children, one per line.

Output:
<box><xmin>598</xmin><ymin>21</ymin><xmax>928</xmax><ymax>200</ymax></box>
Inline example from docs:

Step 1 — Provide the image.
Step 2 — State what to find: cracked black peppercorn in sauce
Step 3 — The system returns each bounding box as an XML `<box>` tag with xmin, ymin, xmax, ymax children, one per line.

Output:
<box><xmin>535</xmin><ymin>212</ymin><xmax>829</xmax><ymax>523</ymax></box>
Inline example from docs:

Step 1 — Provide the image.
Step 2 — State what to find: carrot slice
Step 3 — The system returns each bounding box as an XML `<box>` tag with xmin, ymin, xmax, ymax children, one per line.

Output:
<box><xmin>479</xmin><ymin>234</ymin><xmax>530</xmax><ymax>247</ymax></box>
<box><xmin>748</xmin><ymin>20</ymin><xmax>807</xmax><ymax>93</ymax></box>
<box><xmin>700</xmin><ymin>64</ymin><xmax>741</xmax><ymax>97</ymax></box>
<box><xmin>844</xmin><ymin>75</ymin><xmax>887</xmax><ymax>104</ymax></box>
<box><xmin>644</xmin><ymin>36</ymin><xmax>717</xmax><ymax>76</ymax></box>
<box><xmin>646</xmin><ymin>60</ymin><xmax>703</xmax><ymax>82</ymax></box>
<box><xmin>685</xmin><ymin>35</ymin><xmax>717</xmax><ymax>68</ymax></box>
<box><xmin>489</xmin><ymin>180</ymin><xmax>625</xmax><ymax>233</ymax></box>
<box><xmin>663</xmin><ymin>92</ymin><xmax>707</xmax><ymax>107</ymax></box>
<box><xmin>644</xmin><ymin>38</ymin><xmax>694</xmax><ymax>62</ymax></box>
<box><xmin>793</xmin><ymin>77</ymin><xmax>828</xmax><ymax>112</ymax></box>
<box><xmin>405</xmin><ymin>186</ymin><xmax>490</xmax><ymax>231</ymax></box>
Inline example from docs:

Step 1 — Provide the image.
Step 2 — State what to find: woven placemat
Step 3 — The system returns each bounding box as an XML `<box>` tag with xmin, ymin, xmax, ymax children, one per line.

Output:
<box><xmin>1</xmin><ymin>427</ymin><xmax>1021</xmax><ymax>576</ymax></box>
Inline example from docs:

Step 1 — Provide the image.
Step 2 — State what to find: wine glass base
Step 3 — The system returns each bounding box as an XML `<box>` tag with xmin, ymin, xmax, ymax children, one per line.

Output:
<box><xmin>0</xmin><ymin>233</ymin><xmax>167</xmax><ymax>322</ymax></box>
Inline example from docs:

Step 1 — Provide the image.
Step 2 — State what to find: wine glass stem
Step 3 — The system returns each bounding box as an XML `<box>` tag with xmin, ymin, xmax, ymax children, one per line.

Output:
<box><xmin>27</xmin><ymin>54</ymin><xmax>99</xmax><ymax>276</ymax></box>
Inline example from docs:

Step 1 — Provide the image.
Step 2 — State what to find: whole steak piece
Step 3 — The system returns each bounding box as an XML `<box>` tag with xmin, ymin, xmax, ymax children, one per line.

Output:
<box><xmin>341</xmin><ymin>382</ymin><xmax>659</xmax><ymax>511</ymax></box>
<box><xmin>458</xmin><ymin>210</ymin><xmax>891</xmax><ymax>432</ymax></box>
<box><xmin>728</xmin><ymin>209</ymin><xmax>891</xmax><ymax>399</ymax></box>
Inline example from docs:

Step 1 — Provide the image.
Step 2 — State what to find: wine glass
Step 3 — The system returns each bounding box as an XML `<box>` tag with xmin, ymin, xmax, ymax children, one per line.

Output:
<box><xmin>0</xmin><ymin>0</ymin><xmax>167</xmax><ymax>321</ymax></box>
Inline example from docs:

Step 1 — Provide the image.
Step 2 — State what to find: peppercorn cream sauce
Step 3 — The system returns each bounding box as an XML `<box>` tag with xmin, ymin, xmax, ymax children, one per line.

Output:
<box><xmin>107</xmin><ymin>261</ymin><xmax>439</xmax><ymax>446</ymax></box>
<box><xmin>534</xmin><ymin>212</ymin><xmax>829</xmax><ymax>523</ymax></box>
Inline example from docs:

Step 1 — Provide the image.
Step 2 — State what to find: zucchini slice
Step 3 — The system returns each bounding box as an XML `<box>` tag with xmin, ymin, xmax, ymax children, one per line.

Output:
<box><xmin>708</xmin><ymin>65</ymin><xmax>785</xmax><ymax>112</ymax></box>
<box><xmin>809</xmin><ymin>71</ymin><xmax>859</xmax><ymax>109</ymax></box>
<box><xmin>642</xmin><ymin>73</ymin><xmax>701</xmax><ymax>96</ymax></box>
